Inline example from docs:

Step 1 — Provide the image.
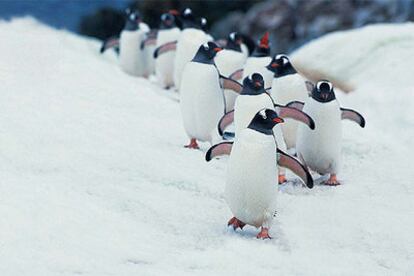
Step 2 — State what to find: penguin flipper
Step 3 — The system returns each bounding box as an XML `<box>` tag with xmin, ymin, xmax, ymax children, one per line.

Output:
<box><xmin>275</xmin><ymin>105</ymin><xmax>315</xmax><ymax>130</ymax></box>
<box><xmin>229</xmin><ymin>69</ymin><xmax>244</xmax><ymax>80</ymax></box>
<box><xmin>153</xmin><ymin>41</ymin><xmax>177</xmax><ymax>58</ymax></box>
<box><xmin>217</xmin><ymin>110</ymin><xmax>234</xmax><ymax>136</ymax></box>
<box><xmin>285</xmin><ymin>101</ymin><xmax>305</xmax><ymax>111</ymax></box>
<box><xmin>205</xmin><ymin>142</ymin><xmax>234</xmax><ymax>162</ymax></box>
<box><xmin>100</xmin><ymin>36</ymin><xmax>119</xmax><ymax>53</ymax></box>
<box><xmin>340</xmin><ymin>108</ymin><xmax>366</xmax><ymax>128</ymax></box>
<box><xmin>219</xmin><ymin>75</ymin><xmax>243</xmax><ymax>93</ymax></box>
<box><xmin>140</xmin><ymin>37</ymin><xmax>157</xmax><ymax>50</ymax></box>
<box><xmin>277</xmin><ymin>148</ymin><xmax>313</xmax><ymax>188</ymax></box>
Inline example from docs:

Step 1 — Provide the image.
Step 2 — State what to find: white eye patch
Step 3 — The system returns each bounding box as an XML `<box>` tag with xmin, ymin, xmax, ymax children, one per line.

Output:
<box><xmin>201</xmin><ymin>18</ymin><xmax>207</xmax><ymax>24</ymax></box>
<box><xmin>184</xmin><ymin>8</ymin><xmax>192</xmax><ymax>15</ymax></box>
<box><xmin>259</xmin><ymin>109</ymin><xmax>267</xmax><ymax>119</ymax></box>
<box><xmin>317</xmin><ymin>81</ymin><xmax>332</xmax><ymax>91</ymax></box>
<box><xmin>229</xmin><ymin>32</ymin><xmax>236</xmax><ymax>40</ymax></box>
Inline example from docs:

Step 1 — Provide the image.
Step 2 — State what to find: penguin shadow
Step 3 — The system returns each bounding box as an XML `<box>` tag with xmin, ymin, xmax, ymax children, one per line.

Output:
<box><xmin>223</xmin><ymin>223</ymin><xmax>291</xmax><ymax>251</ymax></box>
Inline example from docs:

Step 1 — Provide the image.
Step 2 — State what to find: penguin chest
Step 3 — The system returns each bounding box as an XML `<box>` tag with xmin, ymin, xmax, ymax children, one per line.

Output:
<box><xmin>155</xmin><ymin>28</ymin><xmax>181</xmax><ymax>86</ymax></box>
<box><xmin>297</xmin><ymin>100</ymin><xmax>342</xmax><ymax>174</ymax></box>
<box><xmin>180</xmin><ymin>62</ymin><xmax>223</xmax><ymax>141</ymax></box>
<box><xmin>243</xmin><ymin>57</ymin><xmax>273</xmax><ymax>88</ymax></box>
<box><xmin>225</xmin><ymin>129</ymin><xmax>277</xmax><ymax>227</ymax></box>
<box><xmin>271</xmin><ymin>74</ymin><xmax>308</xmax><ymax>148</ymax></box>
<box><xmin>234</xmin><ymin>94</ymin><xmax>274</xmax><ymax>137</ymax></box>
<box><xmin>119</xmin><ymin>30</ymin><xmax>145</xmax><ymax>76</ymax></box>
<box><xmin>174</xmin><ymin>29</ymin><xmax>209</xmax><ymax>88</ymax></box>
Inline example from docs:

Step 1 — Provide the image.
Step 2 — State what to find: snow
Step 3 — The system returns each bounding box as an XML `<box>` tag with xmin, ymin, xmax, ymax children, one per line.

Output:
<box><xmin>0</xmin><ymin>18</ymin><xmax>413</xmax><ymax>275</ymax></box>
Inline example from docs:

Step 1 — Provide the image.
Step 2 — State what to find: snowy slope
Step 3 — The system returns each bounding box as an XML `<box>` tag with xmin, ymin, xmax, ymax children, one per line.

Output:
<box><xmin>0</xmin><ymin>18</ymin><xmax>413</xmax><ymax>275</ymax></box>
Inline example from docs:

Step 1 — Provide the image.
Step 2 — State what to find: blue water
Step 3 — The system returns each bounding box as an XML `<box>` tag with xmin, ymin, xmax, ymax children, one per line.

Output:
<box><xmin>0</xmin><ymin>0</ymin><xmax>130</xmax><ymax>32</ymax></box>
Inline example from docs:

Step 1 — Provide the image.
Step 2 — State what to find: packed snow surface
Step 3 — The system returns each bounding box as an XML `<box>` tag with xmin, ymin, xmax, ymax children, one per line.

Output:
<box><xmin>0</xmin><ymin>18</ymin><xmax>413</xmax><ymax>275</ymax></box>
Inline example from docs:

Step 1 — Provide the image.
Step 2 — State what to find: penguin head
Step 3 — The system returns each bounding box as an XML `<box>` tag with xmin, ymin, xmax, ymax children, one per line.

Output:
<box><xmin>266</xmin><ymin>54</ymin><xmax>297</xmax><ymax>77</ymax></box>
<box><xmin>311</xmin><ymin>80</ymin><xmax>336</xmax><ymax>103</ymax></box>
<box><xmin>226</xmin><ymin>32</ymin><xmax>242</xmax><ymax>52</ymax></box>
<box><xmin>248</xmin><ymin>109</ymin><xmax>284</xmax><ymax>135</ymax></box>
<box><xmin>124</xmin><ymin>12</ymin><xmax>140</xmax><ymax>31</ymax></box>
<box><xmin>192</xmin><ymin>42</ymin><xmax>222</xmax><ymax>64</ymax></box>
<box><xmin>252</xmin><ymin>32</ymin><xmax>271</xmax><ymax>57</ymax></box>
<box><xmin>241</xmin><ymin>73</ymin><xmax>266</xmax><ymax>95</ymax></box>
<box><xmin>180</xmin><ymin>8</ymin><xmax>198</xmax><ymax>29</ymax></box>
<box><xmin>160</xmin><ymin>12</ymin><xmax>177</xmax><ymax>29</ymax></box>
<box><xmin>168</xmin><ymin>9</ymin><xmax>182</xmax><ymax>29</ymax></box>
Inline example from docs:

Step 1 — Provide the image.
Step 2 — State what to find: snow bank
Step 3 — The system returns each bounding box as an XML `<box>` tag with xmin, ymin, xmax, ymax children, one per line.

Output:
<box><xmin>0</xmin><ymin>18</ymin><xmax>413</xmax><ymax>275</ymax></box>
<box><xmin>292</xmin><ymin>23</ymin><xmax>414</xmax><ymax>92</ymax></box>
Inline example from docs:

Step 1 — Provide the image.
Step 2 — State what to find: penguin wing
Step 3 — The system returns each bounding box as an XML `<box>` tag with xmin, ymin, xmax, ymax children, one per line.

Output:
<box><xmin>340</xmin><ymin>108</ymin><xmax>366</xmax><ymax>128</ymax></box>
<box><xmin>285</xmin><ymin>101</ymin><xmax>305</xmax><ymax>111</ymax></box>
<box><xmin>219</xmin><ymin>75</ymin><xmax>243</xmax><ymax>93</ymax></box>
<box><xmin>217</xmin><ymin>110</ymin><xmax>234</xmax><ymax>136</ymax></box>
<box><xmin>229</xmin><ymin>69</ymin><xmax>244</xmax><ymax>80</ymax></box>
<box><xmin>275</xmin><ymin>104</ymin><xmax>315</xmax><ymax>130</ymax></box>
<box><xmin>277</xmin><ymin>149</ymin><xmax>313</xmax><ymax>188</ymax></box>
<box><xmin>100</xmin><ymin>36</ymin><xmax>119</xmax><ymax>53</ymax></box>
<box><xmin>205</xmin><ymin>142</ymin><xmax>234</xmax><ymax>162</ymax></box>
<box><xmin>140</xmin><ymin>37</ymin><xmax>157</xmax><ymax>50</ymax></box>
<box><xmin>153</xmin><ymin>41</ymin><xmax>177</xmax><ymax>58</ymax></box>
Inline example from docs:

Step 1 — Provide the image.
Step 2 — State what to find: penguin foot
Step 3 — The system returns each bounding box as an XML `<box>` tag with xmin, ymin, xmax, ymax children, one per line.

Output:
<box><xmin>256</xmin><ymin>227</ymin><xmax>271</xmax><ymax>239</ymax></box>
<box><xmin>184</xmin><ymin>139</ymin><xmax>199</xmax><ymax>149</ymax></box>
<box><xmin>227</xmin><ymin>217</ymin><xmax>246</xmax><ymax>230</ymax></box>
<box><xmin>278</xmin><ymin>174</ymin><xmax>287</xmax><ymax>184</ymax></box>
<box><xmin>324</xmin><ymin>174</ymin><xmax>340</xmax><ymax>186</ymax></box>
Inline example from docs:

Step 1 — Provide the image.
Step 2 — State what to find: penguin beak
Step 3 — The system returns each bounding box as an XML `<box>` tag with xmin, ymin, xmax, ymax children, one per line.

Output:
<box><xmin>254</xmin><ymin>81</ymin><xmax>261</xmax><ymax>87</ymax></box>
<box><xmin>270</xmin><ymin>63</ymin><xmax>279</xmax><ymax>68</ymax></box>
<box><xmin>214</xmin><ymin>47</ymin><xmax>223</xmax><ymax>53</ymax></box>
<box><xmin>273</xmin><ymin>117</ymin><xmax>284</xmax><ymax>124</ymax></box>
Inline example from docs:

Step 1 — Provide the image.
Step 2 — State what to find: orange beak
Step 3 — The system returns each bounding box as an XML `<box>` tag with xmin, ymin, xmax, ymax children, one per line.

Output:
<box><xmin>271</xmin><ymin>63</ymin><xmax>279</xmax><ymax>68</ymax></box>
<box><xmin>214</xmin><ymin>47</ymin><xmax>223</xmax><ymax>52</ymax></box>
<box><xmin>273</xmin><ymin>117</ymin><xmax>284</xmax><ymax>123</ymax></box>
<box><xmin>255</xmin><ymin>81</ymin><xmax>261</xmax><ymax>87</ymax></box>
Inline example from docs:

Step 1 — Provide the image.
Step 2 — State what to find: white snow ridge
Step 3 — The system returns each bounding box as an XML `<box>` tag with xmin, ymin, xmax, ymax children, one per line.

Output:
<box><xmin>0</xmin><ymin>18</ymin><xmax>413</xmax><ymax>275</ymax></box>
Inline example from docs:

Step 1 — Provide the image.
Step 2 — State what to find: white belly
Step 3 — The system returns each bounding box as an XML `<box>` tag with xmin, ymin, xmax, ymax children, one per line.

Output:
<box><xmin>215</xmin><ymin>50</ymin><xmax>246</xmax><ymax>112</ymax></box>
<box><xmin>174</xmin><ymin>29</ymin><xmax>209</xmax><ymax>90</ymax></box>
<box><xmin>119</xmin><ymin>30</ymin><xmax>146</xmax><ymax>76</ymax></box>
<box><xmin>296</xmin><ymin>99</ymin><xmax>342</xmax><ymax>175</ymax></box>
<box><xmin>155</xmin><ymin>28</ymin><xmax>181</xmax><ymax>88</ymax></box>
<box><xmin>271</xmin><ymin>74</ymin><xmax>308</xmax><ymax>148</ymax></box>
<box><xmin>180</xmin><ymin>62</ymin><xmax>224</xmax><ymax>142</ymax></box>
<box><xmin>225</xmin><ymin>129</ymin><xmax>277</xmax><ymax>227</ymax></box>
<box><xmin>242</xmin><ymin>57</ymin><xmax>273</xmax><ymax>89</ymax></box>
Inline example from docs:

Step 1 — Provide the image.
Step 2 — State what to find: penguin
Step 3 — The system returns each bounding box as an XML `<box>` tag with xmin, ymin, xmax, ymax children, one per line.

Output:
<box><xmin>206</xmin><ymin>109</ymin><xmax>313</xmax><ymax>239</ymax></box>
<box><xmin>267</xmin><ymin>54</ymin><xmax>309</xmax><ymax>149</ymax></box>
<box><xmin>295</xmin><ymin>80</ymin><xmax>365</xmax><ymax>185</ymax></box>
<box><xmin>242</xmin><ymin>32</ymin><xmax>273</xmax><ymax>89</ymax></box>
<box><xmin>214</xmin><ymin>32</ymin><xmax>247</xmax><ymax>112</ymax></box>
<box><xmin>154</xmin><ymin>12</ymin><xmax>181</xmax><ymax>88</ymax></box>
<box><xmin>179</xmin><ymin>42</ymin><xmax>225</xmax><ymax>148</ymax></box>
<box><xmin>100</xmin><ymin>10</ymin><xmax>147</xmax><ymax>77</ymax></box>
<box><xmin>173</xmin><ymin>8</ymin><xmax>212</xmax><ymax>90</ymax></box>
<box><xmin>216</xmin><ymin>73</ymin><xmax>315</xmax><ymax>184</ymax></box>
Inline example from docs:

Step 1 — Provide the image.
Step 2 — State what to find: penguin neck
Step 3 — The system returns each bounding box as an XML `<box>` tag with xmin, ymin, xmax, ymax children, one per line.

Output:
<box><xmin>247</xmin><ymin>122</ymin><xmax>274</xmax><ymax>136</ymax></box>
<box><xmin>160</xmin><ymin>22</ymin><xmax>176</xmax><ymax>30</ymax></box>
<box><xmin>124</xmin><ymin>21</ymin><xmax>139</xmax><ymax>31</ymax></box>
<box><xmin>226</xmin><ymin>41</ymin><xmax>242</xmax><ymax>52</ymax></box>
<box><xmin>192</xmin><ymin>52</ymin><xmax>215</xmax><ymax>65</ymax></box>
<box><xmin>274</xmin><ymin>63</ymin><xmax>297</xmax><ymax>78</ymax></box>
<box><xmin>241</xmin><ymin>87</ymin><xmax>265</xmax><ymax>96</ymax></box>
<box><xmin>251</xmin><ymin>46</ymin><xmax>270</xmax><ymax>57</ymax></box>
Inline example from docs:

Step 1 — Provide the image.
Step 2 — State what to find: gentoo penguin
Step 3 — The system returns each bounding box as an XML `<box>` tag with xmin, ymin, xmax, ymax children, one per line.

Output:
<box><xmin>267</xmin><ymin>54</ymin><xmax>309</xmax><ymax>149</ymax></box>
<box><xmin>100</xmin><ymin>10</ymin><xmax>147</xmax><ymax>77</ymax></box>
<box><xmin>217</xmin><ymin>73</ymin><xmax>315</xmax><ymax>183</ymax></box>
<box><xmin>214</xmin><ymin>32</ymin><xmax>247</xmax><ymax>112</ymax></box>
<box><xmin>154</xmin><ymin>12</ymin><xmax>181</xmax><ymax>88</ymax></box>
<box><xmin>173</xmin><ymin>8</ymin><xmax>211</xmax><ymax>90</ymax></box>
<box><xmin>242</xmin><ymin>32</ymin><xmax>273</xmax><ymax>89</ymax></box>
<box><xmin>295</xmin><ymin>80</ymin><xmax>365</xmax><ymax>185</ymax></box>
<box><xmin>206</xmin><ymin>109</ymin><xmax>313</xmax><ymax>239</ymax></box>
<box><xmin>179</xmin><ymin>42</ymin><xmax>225</xmax><ymax>149</ymax></box>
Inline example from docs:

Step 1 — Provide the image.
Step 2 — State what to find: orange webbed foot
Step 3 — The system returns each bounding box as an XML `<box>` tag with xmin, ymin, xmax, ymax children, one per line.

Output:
<box><xmin>184</xmin><ymin>138</ymin><xmax>199</xmax><ymax>149</ymax></box>
<box><xmin>227</xmin><ymin>217</ymin><xmax>246</xmax><ymax>230</ymax></box>
<box><xmin>256</xmin><ymin>227</ymin><xmax>271</xmax><ymax>239</ymax></box>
